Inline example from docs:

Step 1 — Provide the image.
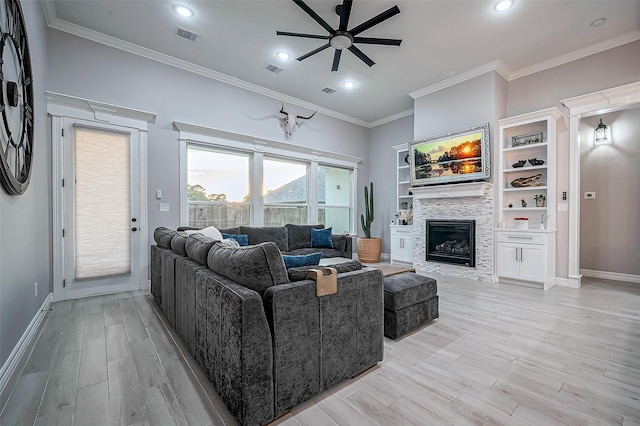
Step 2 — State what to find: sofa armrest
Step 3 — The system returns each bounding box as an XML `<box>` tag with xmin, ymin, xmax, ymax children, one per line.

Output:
<box><xmin>194</xmin><ymin>269</ymin><xmax>274</xmax><ymax>426</ymax></box>
<box><xmin>263</xmin><ymin>268</ymin><xmax>383</xmax><ymax>415</ymax></box>
<box><xmin>330</xmin><ymin>234</ymin><xmax>353</xmax><ymax>258</ymax></box>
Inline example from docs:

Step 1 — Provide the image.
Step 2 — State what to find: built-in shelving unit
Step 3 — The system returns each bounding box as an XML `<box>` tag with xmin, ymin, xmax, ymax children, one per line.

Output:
<box><xmin>496</xmin><ymin>107</ymin><xmax>562</xmax><ymax>290</ymax></box>
<box><xmin>393</xmin><ymin>143</ymin><xmax>413</xmax><ymax>211</ymax></box>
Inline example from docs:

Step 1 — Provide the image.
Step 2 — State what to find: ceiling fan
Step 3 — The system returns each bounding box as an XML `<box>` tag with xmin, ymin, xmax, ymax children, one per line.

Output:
<box><xmin>277</xmin><ymin>0</ymin><xmax>402</xmax><ymax>72</ymax></box>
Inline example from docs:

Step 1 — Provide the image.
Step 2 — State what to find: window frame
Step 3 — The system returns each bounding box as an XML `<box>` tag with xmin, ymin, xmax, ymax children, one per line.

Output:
<box><xmin>177</xmin><ymin>122</ymin><xmax>359</xmax><ymax>233</ymax></box>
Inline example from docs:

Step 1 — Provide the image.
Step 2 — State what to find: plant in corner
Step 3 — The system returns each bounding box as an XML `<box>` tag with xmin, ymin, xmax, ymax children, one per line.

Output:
<box><xmin>357</xmin><ymin>182</ymin><xmax>382</xmax><ymax>263</ymax></box>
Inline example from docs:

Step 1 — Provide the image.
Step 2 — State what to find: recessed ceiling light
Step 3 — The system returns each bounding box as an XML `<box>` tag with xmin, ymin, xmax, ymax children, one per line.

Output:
<box><xmin>276</xmin><ymin>51</ymin><xmax>291</xmax><ymax>60</ymax></box>
<box><xmin>494</xmin><ymin>0</ymin><xmax>514</xmax><ymax>11</ymax></box>
<box><xmin>173</xmin><ymin>4</ymin><xmax>194</xmax><ymax>17</ymax></box>
<box><xmin>343</xmin><ymin>81</ymin><xmax>355</xmax><ymax>89</ymax></box>
<box><xmin>591</xmin><ymin>18</ymin><xmax>606</xmax><ymax>28</ymax></box>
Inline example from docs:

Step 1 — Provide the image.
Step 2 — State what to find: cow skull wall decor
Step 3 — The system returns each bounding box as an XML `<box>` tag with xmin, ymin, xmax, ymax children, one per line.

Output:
<box><xmin>279</xmin><ymin>102</ymin><xmax>317</xmax><ymax>140</ymax></box>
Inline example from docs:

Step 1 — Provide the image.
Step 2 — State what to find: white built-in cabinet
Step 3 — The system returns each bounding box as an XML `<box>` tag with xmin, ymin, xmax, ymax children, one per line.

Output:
<box><xmin>391</xmin><ymin>144</ymin><xmax>414</xmax><ymax>265</ymax></box>
<box><xmin>496</xmin><ymin>108</ymin><xmax>561</xmax><ymax>290</ymax></box>
<box><xmin>390</xmin><ymin>225</ymin><xmax>413</xmax><ymax>264</ymax></box>
<box><xmin>393</xmin><ymin>143</ymin><xmax>413</xmax><ymax>211</ymax></box>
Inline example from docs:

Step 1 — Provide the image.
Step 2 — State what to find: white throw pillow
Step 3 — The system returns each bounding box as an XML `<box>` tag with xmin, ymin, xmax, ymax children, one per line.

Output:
<box><xmin>184</xmin><ymin>226</ymin><xmax>223</xmax><ymax>241</ymax></box>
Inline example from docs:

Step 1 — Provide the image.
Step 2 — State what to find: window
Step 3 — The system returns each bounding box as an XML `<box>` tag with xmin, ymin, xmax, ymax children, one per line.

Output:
<box><xmin>263</xmin><ymin>158</ymin><xmax>308</xmax><ymax>226</ymax></box>
<box><xmin>318</xmin><ymin>165</ymin><xmax>352</xmax><ymax>234</ymax></box>
<box><xmin>187</xmin><ymin>145</ymin><xmax>250</xmax><ymax>228</ymax></box>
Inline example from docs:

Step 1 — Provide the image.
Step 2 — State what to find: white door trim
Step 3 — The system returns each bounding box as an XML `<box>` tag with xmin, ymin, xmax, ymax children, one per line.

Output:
<box><xmin>561</xmin><ymin>81</ymin><xmax>640</xmax><ymax>288</ymax></box>
<box><xmin>47</xmin><ymin>92</ymin><xmax>156</xmax><ymax>301</ymax></box>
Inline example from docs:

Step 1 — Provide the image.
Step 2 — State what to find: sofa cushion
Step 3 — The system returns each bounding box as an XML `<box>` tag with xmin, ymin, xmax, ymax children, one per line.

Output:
<box><xmin>287</xmin><ymin>260</ymin><xmax>363</xmax><ymax>282</ymax></box>
<box><xmin>282</xmin><ymin>253</ymin><xmax>322</xmax><ymax>269</ymax></box>
<box><xmin>311</xmin><ymin>227</ymin><xmax>333</xmax><ymax>248</ymax></box>
<box><xmin>240</xmin><ymin>226</ymin><xmax>289</xmax><ymax>252</ymax></box>
<box><xmin>154</xmin><ymin>227</ymin><xmax>177</xmax><ymax>249</ymax></box>
<box><xmin>185</xmin><ymin>226</ymin><xmax>223</xmax><ymax>241</ymax></box>
<box><xmin>384</xmin><ymin>273</ymin><xmax>438</xmax><ymax>311</ymax></box>
<box><xmin>170</xmin><ymin>232</ymin><xmax>189</xmax><ymax>256</ymax></box>
<box><xmin>285</xmin><ymin>224</ymin><xmax>324</xmax><ymax>251</ymax></box>
<box><xmin>207</xmin><ymin>241</ymin><xmax>289</xmax><ymax>295</ymax></box>
<box><xmin>185</xmin><ymin>234</ymin><xmax>216</xmax><ymax>266</ymax></box>
<box><xmin>287</xmin><ymin>247</ymin><xmax>345</xmax><ymax>259</ymax></box>
<box><xmin>330</xmin><ymin>234</ymin><xmax>347</xmax><ymax>254</ymax></box>
<box><xmin>218</xmin><ymin>227</ymin><xmax>240</xmax><ymax>235</ymax></box>
<box><xmin>222</xmin><ymin>233</ymin><xmax>249</xmax><ymax>246</ymax></box>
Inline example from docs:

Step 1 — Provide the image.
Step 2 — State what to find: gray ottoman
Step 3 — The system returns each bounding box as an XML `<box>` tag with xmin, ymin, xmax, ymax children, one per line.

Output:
<box><xmin>383</xmin><ymin>272</ymin><xmax>439</xmax><ymax>339</ymax></box>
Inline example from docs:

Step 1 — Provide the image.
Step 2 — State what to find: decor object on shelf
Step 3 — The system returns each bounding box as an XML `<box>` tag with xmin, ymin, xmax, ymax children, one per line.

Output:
<box><xmin>358</xmin><ymin>182</ymin><xmax>381</xmax><ymax>262</ymax></box>
<box><xmin>594</xmin><ymin>118</ymin><xmax>612</xmax><ymax>144</ymax></box>
<box><xmin>279</xmin><ymin>102</ymin><xmax>316</xmax><ymax>140</ymax></box>
<box><xmin>534</xmin><ymin>194</ymin><xmax>546</xmax><ymax>207</ymax></box>
<box><xmin>395</xmin><ymin>209</ymin><xmax>413</xmax><ymax>225</ymax></box>
<box><xmin>512</xmin><ymin>160</ymin><xmax>526</xmax><ymax>168</ymax></box>
<box><xmin>521</xmin><ymin>198</ymin><xmax>527</xmax><ymax>207</ymax></box>
<box><xmin>0</xmin><ymin>0</ymin><xmax>34</xmax><ymax>195</ymax></box>
<box><xmin>511</xmin><ymin>174</ymin><xmax>543</xmax><ymax>187</ymax></box>
<box><xmin>528</xmin><ymin>158</ymin><xmax>545</xmax><ymax>166</ymax></box>
<box><xmin>512</xmin><ymin>132</ymin><xmax>543</xmax><ymax>147</ymax></box>
<box><xmin>540</xmin><ymin>213</ymin><xmax>549</xmax><ymax>229</ymax></box>
<box><xmin>513</xmin><ymin>217</ymin><xmax>529</xmax><ymax>229</ymax></box>
<box><xmin>508</xmin><ymin>203</ymin><xmax>513</xmax><ymax>208</ymax></box>
<box><xmin>410</xmin><ymin>123</ymin><xmax>490</xmax><ymax>187</ymax></box>
<box><xmin>277</xmin><ymin>0</ymin><xmax>402</xmax><ymax>72</ymax></box>
<box><xmin>400</xmin><ymin>201</ymin><xmax>408</xmax><ymax>210</ymax></box>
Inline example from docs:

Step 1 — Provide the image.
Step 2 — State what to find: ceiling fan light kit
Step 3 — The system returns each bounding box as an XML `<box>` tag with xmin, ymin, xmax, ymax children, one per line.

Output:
<box><xmin>277</xmin><ymin>0</ymin><xmax>402</xmax><ymax>72</ymax></box>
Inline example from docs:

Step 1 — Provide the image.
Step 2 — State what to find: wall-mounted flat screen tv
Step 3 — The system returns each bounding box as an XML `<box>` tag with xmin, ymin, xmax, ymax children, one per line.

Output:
<box><xmin>410</xmin><ymin>123</ymin><xmax>490</xmax><ymax>187</ymax></box>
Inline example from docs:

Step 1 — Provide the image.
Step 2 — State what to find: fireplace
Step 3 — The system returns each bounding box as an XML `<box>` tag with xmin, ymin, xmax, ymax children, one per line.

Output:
<box><xmin>426</xmin><ymin>220</ymin><xmax>476</xmax><ymax>267</ymax></box>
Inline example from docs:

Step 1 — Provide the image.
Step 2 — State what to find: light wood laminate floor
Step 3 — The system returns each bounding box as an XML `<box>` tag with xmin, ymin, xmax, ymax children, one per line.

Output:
<box><xmin>1</xmin><ymin>274</ymin><xmax>639</xmax><ymax>426</ymax></box>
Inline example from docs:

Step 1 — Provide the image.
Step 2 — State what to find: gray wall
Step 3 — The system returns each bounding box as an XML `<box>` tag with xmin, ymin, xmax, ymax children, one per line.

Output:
<box><xmin>580</xmin><ymin>109</ymin><xmax>640</xmax><ymax>275</ymax></box>
<box><xmin>0</xmin><ymin>1</ymin><xmax>51</xmax><ymax>366</ymax></box>
<box><xmin>367</xmin><ymin>115</ymin><xmax>414</xmax><ymax>253</ymax></box>
<box><xmin>45</xmin><ymin>29</ymin><xmax>371</xmax><ymax>251</ymax></box>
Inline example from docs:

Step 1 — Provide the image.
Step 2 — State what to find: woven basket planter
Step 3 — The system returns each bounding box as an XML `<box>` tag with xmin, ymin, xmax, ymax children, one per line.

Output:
<box><xmin>357</xmin><ymin>237</ymin><xmax>382</xmax><ymax>263</ymax></box>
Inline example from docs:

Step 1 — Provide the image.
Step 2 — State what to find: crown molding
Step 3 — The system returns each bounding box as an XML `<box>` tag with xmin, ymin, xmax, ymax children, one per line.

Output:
<box><xmin>561</xmin><ymin>80</ymin><xmax>640</xmax><ymax>116</ymax></box>
<box><xmin>44</xmin><ymin>15</ymin><xmax>371</xmax><ymax>128</ymax></box>
<box><xmin>409</xmin><ymin>60</ymin><xmax>511</xmax><ymax>99</ymax></box>
<box><xmin>509</xmin><ymin>30</ymin><xmax>640</xmax><ymax>80</ymax></box>
<box><xmin>369</xmin><ymin>108</ymin><xmax>414</xmax><ymax>128</ymax></box>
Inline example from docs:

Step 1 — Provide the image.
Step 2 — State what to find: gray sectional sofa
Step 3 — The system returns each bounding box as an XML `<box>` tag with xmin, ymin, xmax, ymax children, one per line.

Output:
<box><xmin>150</xmin><ymin>225</ymin><xmax>383</xmax><ymax>426</ymax></box>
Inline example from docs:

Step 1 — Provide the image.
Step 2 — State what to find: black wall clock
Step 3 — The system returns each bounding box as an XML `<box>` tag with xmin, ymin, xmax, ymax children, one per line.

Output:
<box><xmin>0</xmin><ymin>0</ymin><xmax>33</xmax><ymax>195</ymax></box>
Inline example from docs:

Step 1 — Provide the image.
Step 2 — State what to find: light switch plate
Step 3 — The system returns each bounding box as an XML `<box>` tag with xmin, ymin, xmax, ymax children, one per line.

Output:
<box><xmin>558</xmin><ymin>203</ymin><xmax>568</xmax><ymax>211</ymax></box>
<box><xmin>156</xmin><ymin>189</ymin><xmax>162</xmax><ymax>199</ymax></box>
<box><xmin>584</xmin><ymin>192</ymin><xmax>596</xmax><ymax>199</ymax></box>
<box><xmin>160</xmin><ymin>203</ymin><xmax>169</xmax><ymax>212</ymax></box>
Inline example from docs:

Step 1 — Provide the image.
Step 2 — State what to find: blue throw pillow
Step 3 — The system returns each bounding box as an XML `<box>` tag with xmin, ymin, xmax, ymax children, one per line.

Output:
<box><xmin>282</xmin><ymin>253</ymin><xmax>322</xmax><ymax>269</ymax></box>
<box><xmin>221</xmin><ymin>233</ymin><xmax>249</xmax><ymax>246</ymax></box>
<box><xmin>311</xmin><ymin>227</ymin><xmax>333</xmax><ymax>248</ymax></box>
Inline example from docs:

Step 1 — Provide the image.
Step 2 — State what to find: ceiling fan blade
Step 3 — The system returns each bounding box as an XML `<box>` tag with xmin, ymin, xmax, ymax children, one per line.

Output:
<box><xmin>277</xmin><ymin>31</ymin><xmax>329</xmax><ymax>40</ymax></box>
<box><xmin>292</xmin><ymin>0</ymin><xmax>335</xmax><ymax>34</ymax></box>
<box><xmin>331</xmin><ymin>49</ymin><xmax>342</xmax><ymax>72</ymax></box>
<box><xmin>296</xmin><ymin>43</ymin><xmax>331</xmax><ymax>61</ymax></box>
<box><xmin>350</xmin><ymin>5</ymin><xmax>400</xmax><ymax>36</ymax></box>
<box><xmin>338</xmin><ymin>0</ymin><xmax>353</xmax><ymax>31</ymax></box>
<box><xmin>348</xmin><ymin>45</ymin><xmax>375</xmax><ymax>67</ymax></box>
<box><xmin>353</xmin><ymin>37</ymin><xmax>402</xmax><ymax>46</ymax></box>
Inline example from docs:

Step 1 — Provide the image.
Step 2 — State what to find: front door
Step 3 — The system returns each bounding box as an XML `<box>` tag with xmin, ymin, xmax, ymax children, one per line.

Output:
<box><xmin>61</xmin><ymin>119</ymin><xmax>141</xmax><ymax>299</ymax></box>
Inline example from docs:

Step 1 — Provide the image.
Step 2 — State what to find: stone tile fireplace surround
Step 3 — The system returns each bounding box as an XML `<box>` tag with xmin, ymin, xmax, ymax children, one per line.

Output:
<box><xmin>412</xmin><ymin>182</ymin><xmax>493</xmax><ymax>282</ymax></box>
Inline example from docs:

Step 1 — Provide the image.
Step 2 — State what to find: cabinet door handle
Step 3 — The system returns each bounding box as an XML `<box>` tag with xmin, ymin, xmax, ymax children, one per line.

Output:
<box><xmin>520</xmin><ymin>248</ymin><xmax>524</xmax><ymax>262</ymax></box>
<box><xmin>515</xmin><ymin>247</ymin><xmax>518</xmax><ymax>261</ymax></box>
<box><xmin>401</xmin><ymin>238</ymin><xmax>404</xmax><ymax>248</ymax></box>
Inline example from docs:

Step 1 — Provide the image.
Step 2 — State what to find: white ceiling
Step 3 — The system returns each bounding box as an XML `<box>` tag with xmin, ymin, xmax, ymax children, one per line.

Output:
<box><xmin>45</xmin><ymin>0</ymin><xmax>640</xmax><ymax>125</ymax></box>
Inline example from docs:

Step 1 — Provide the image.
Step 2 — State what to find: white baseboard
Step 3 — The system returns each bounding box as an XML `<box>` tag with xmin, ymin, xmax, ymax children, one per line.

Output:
<box><xmin>0</xmin><ymin>293</ymin><xmax>53</xmax><ymax>393</ymax></box>
<box><xmin>580</xmin><ymin>269</ymin><xmax>640</xmax><ymax>284</ymax></box>
<box><xmin>555</xmin><ymin>276</ymin><xmax>582</xmax><ymax>288</ymax></box>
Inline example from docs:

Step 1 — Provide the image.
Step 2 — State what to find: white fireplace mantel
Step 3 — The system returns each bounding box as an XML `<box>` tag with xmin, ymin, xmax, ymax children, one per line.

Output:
<box><xmin>411</xmin><ymin>182</ymin><xmax>492</xmax><ymax>199</ymax></box>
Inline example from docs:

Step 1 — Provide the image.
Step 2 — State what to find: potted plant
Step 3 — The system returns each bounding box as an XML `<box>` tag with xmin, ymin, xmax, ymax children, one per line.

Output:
<box><xmin>357</xmin><ymin>182</ymin><xmax>381</xmax><ymax>263</ymax></box>
<box><xmin>534</xmin><ymin>194</ymin><xmax>546</xmax><ymax>207</ymax></box>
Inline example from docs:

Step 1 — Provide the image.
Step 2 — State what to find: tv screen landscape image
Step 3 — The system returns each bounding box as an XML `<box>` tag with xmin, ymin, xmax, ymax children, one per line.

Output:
<box><xmin>410</xmin><ymin>123</ymin><xmax>490</xmax><ymax>187</ymax></box>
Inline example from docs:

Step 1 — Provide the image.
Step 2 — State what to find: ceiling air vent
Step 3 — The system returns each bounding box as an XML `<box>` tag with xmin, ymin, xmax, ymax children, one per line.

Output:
<box><xmin>175</xmin><ymin>26</ymin><xmax>199</xmax><ymax>42</ymax></box>
<box><xmin>265</xmin><ymin>64</ymin><xmax>284</xmax><ymax>74</ymax></box>
<box><xmin>322</xmin><ymin>87</ymin><xmax>336</xmax><ymax>94</ymax></box>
